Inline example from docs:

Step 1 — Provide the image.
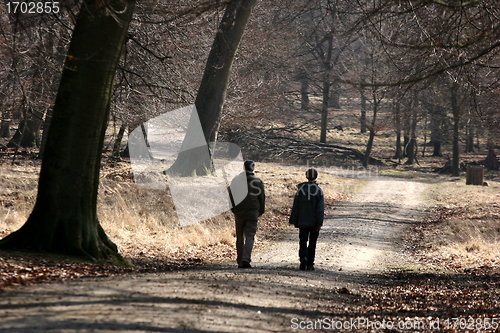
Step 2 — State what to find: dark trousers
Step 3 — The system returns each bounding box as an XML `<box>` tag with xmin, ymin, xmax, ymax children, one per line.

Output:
<box><xmin>235</xmin><ymin>216</ymin><xmax>258</xmax><ymax>265</ymax></box>
<box><xmin>299</xmin><ymin>227</ymin><xmax>320</xmax><ymax>266</ymax></box>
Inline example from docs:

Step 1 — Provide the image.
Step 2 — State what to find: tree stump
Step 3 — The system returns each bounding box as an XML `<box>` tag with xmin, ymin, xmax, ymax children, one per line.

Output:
<box><xmin>466</xmin><ymin>165</ymin><xmax>484</xmax><ymax>185</ymax></box>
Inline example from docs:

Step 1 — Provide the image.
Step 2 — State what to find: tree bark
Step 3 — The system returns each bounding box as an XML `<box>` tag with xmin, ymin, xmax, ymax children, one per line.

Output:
<box><xmin>360</xmin><ymin>83</ymin><xmax>367</xmax><ymax>134</ymax></box>
<box><xmin>394</xmin><ymin>103</ymin><xmax>402</xmax><ymax>159</ymax></box>
<box><xmin>112</xmin><ymin>124</ymin><xmax>127</xmax><ymax>158</ymax></box>
<box><xmin>0</xmin><ymin>0</ymin><xmax>135</xmax><ymax>262</ymax></box>
<box><xmin>168</xmin><ymin>0</ymin><xmax>257</xmax><ymax>176</ymax></box>
<box><xmin>0</xmin><ymin>114</ymin><xmax>10</xmax><ymax>138</ymax></box>
<box><xmin>465</xmin><ymin>121</ymin><xmax>474</xmax><ymax>153</ymax></box>
<box><xmin>320</xmin><ymin>78</ymin><xmax>330</xmax><ymax>144</ymax></box>
<box><xmin>329</xmin><ymin>80</ymin><xmax>340</xmax><ymax>109</ymax></box>
<box><xmin>318</xmin><ymin>32</ymin><xmax>334</xmax><ymax>144</ymax></box>
<box><xmin>8</xmin><ymin>118</ymin><xmax>41</xmax><ymax>148</ymax></box>
<box><xmin>406</xmin><ymin>107</ymin><xmax>418</xmax><ymax>165</ymax></box>
<box><xmin>451</xmin><ymin>81</ymin><xmax>460</xmax><ymax>177</ymax></box>
<box><xmin>403</xmin><ymin>110</ymin><xmax>410</xmax><ymax>157</ymax></box>
<box><xmin>363</xmin><ymin>129</ymin><xmax>375</xmax><ymax>168</ymax></box>
<box><xmin>39</xmin><ymin>108</ymin><xmax>53</xmax><ymax>159</ymax></box>
<box><xmin>432</xmin><ymin>140</ymin><xmax>443</xmax><ymax>156</ymax></box>
<box><xmin>363</xmin><ymin>102</ymin><xmax>378</xmax><ymax>168</ymax></box>
<box><xmin>485</xmin><ymin>145</ymin><xmax>500</xmax><ymax>170</ymax></box>
<box><xmin>430</xmin><ymin>104</ymin><xmax>446</xmax><ymax>157</ymax></box>
<box><xmin>300</xmin><ymin>73</ymin><xmax>309</xmax><ymax>111</ymax></box>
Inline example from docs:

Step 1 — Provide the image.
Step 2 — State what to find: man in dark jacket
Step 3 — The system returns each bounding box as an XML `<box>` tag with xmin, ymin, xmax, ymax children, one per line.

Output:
<box><xmin>289</xmin><ymin>168</ymin><xmax>324</xmax><ymax>270</ymax></box>
<box><xmin>230</xmin><ymin>160</ymin><xmax>265</xmax><ymax>268</ymax></box>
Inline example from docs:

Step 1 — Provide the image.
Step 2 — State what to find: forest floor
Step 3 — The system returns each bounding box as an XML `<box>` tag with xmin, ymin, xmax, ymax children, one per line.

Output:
<box><xmin>1</xmin><ymin>169</ymin><xmax>500</xmax><ymax>332</ymax></box>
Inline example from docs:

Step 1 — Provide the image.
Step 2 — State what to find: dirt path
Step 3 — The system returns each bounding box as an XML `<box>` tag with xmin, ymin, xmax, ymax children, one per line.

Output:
<box><xmin>258</xmin><ymin>177</ymin><xmax>426</xmax><ymax>273</ymax></box>
<box><xmin>0</xmin><ymin>177</ymin><xmax>427</xmax><ymax>333</ymax></box>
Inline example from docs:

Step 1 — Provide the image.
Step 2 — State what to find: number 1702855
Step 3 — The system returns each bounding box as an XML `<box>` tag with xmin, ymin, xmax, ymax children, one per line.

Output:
<box><xmin>6</xmin><ymin>2</ymin><xmax>60</xmax><ymax>14</ymax></box>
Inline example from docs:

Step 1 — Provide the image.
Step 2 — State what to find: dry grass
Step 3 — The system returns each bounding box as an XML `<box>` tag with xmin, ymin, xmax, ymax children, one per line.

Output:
<box><xmin>0</xmin><ymin>162</ymin><xmax>236</xmax><ymax>262</ymax></box>
<box><xmin>408</xmin><ymin>179</ymin><xmax>500</xmax><ymax>272</ymax></box>
<box><xmin>0</xmin><ymin>160</ymin><xmax>353</xmax><ymax>265</ymax></box>
<box><xmin>0</xmin><ymin>164</ymin><xmax>39</xmax><ymax>236</ymax></box>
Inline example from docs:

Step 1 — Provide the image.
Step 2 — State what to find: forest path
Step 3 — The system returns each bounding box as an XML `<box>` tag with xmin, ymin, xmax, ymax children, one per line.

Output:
<box><xmin>0</xmin><ymin>177</ymin><xmax>427</xmax><ymax>332</ymax></box>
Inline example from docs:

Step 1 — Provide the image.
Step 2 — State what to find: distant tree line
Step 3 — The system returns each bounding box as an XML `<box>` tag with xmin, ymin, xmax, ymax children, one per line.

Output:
<box><xmin>251</xmin><ymin>0</ymin><xmax>500</xmax><ymax>174</ymax></box>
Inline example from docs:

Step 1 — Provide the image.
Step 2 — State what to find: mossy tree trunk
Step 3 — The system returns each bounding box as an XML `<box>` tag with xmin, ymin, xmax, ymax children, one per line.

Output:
<box><xmin>168</xmin><ymin>0</ymin><xmax>257</xmax><ymax>176</ymax></box>
<box><xmin>0</xmin><ymin>0</ymin><xmax>135</xmax><ymax>262</ymax></box>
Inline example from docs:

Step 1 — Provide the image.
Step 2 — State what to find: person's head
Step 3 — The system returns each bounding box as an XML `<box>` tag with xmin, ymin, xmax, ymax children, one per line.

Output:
<box><xmin>244</xmin><ymin>160</ymin><xmax>255</xmax><ymax>172</ymax></box>
<box><xmin>306</xmin><ymin>168</ymin><xmax>318</xmax><ymax>181</ymax></box>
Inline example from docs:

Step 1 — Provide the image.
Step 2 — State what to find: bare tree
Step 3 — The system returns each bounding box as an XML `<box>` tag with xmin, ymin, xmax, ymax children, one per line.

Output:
<box><xmin>0</xmin><ymin>0</ymin><xmax>136</xmax><ymax>262</ymax></box>
<box><xmin>168</xmin><ymin>0</ymin><xmax>258</xmax><ymax>176</ymax></box>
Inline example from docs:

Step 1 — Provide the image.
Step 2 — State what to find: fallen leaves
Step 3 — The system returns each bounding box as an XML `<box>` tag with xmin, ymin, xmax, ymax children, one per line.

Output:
<box><xmin>0</xmin><ymin>252</ymin><xmax>135</xmax><ymax>291</ymax></box>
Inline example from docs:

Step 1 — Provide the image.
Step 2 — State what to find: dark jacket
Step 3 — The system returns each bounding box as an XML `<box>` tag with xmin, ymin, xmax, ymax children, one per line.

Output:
<box><xmin>289</xmin><ymin>181</ymin><xmax>324</xmax><ymax>229</ymax></box>
<box><xmin>230</xmin><ymin>171</ymin><xmax>265</xmax><ymax>220</ymax></box>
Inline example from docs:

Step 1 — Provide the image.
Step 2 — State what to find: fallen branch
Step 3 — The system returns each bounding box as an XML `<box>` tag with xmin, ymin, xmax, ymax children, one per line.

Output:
<box><xmin>224</xmin><ymin>129</ymin><xmax>385</xmax><ymax>166</ymax></box>
<box><xmin>264</xmin><ymin>135</ymin><xmax>385</xmax><ymax>165</ymax></box>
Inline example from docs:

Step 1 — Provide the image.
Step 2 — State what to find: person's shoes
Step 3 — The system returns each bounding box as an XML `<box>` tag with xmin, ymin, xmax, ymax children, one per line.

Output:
<box><xmin>299</xmin><ymin>257</ymin><xmax>308</xmax><ymax>270</ymax></box>
<box><xmin>306</xmin><ymin>265</ymin><xmax>315</xmax><ymax>271</ymax></box>
<box><xmin>238</xmin><ymin>261</ymin><xmax>252</xmax><ymax>268</ymax></box>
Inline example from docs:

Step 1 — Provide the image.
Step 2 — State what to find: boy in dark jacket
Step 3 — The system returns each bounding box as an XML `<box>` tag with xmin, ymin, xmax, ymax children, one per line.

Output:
<box><xmin>289</xmin><ymin>168</ymin><xmax>324</xmax><ymax>270</ymax></box>
<box><xmin>230</xmin><ymin>160</ymin><xmax>266</xmax><ymax>268</ymax></box>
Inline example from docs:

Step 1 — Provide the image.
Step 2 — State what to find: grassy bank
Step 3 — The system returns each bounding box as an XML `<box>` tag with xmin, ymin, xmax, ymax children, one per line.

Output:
<box><xmin>405</xmin><ymin>177</ymin><xmax>500</xmax><ymax>274</ymax></box>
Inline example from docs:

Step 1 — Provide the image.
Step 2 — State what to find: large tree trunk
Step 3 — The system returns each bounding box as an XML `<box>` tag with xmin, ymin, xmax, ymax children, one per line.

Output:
<box><xmin>0</xmin><ymin>0</ymin><xmax>135</xmax><ymax>262</ymax></box>
<box><xmin>168</xmin><ymin>0</ymin><xmax>257</xmax><ymax>176</ymax></box>
<box><xmin>451</xmin><ymin>81</ymin><xmax>460</xmax><ymax>177</ymax></box>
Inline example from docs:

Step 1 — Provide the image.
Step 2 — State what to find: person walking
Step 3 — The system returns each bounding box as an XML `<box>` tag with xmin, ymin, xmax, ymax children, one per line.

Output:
<box><xmin>289</xmin><ymin>168</ymin><xmax>324</xmax><ymax>270</ymax></box>
<box><xmin>230</xmin><ymin>160</ymin><xmax>265</xmax><ymax>268</ymax></box>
